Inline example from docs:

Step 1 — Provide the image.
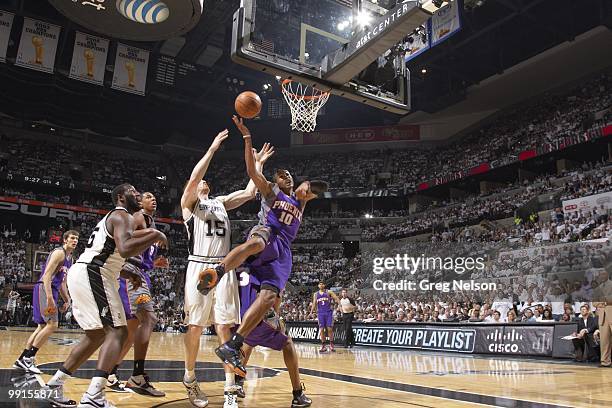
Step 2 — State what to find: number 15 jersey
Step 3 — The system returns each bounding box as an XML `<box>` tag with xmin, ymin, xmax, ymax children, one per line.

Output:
<box><xmin>185</xmin><ymin>198</ymin><xmax>230</xmax><ymax>258</ymax></box>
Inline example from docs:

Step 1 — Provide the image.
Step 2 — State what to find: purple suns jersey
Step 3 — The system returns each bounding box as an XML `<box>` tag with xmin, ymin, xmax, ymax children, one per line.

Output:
<box><xmin>258</xmin><ymin>184</ymin><xmax>303</xmax><ymax>243</ymax></box>
<box><xmin>316</xmin><ymin>290</ymin><xmax>332</xmax><ymax>314</ymax></box>
<box><xmin>37</xmin><ymin>248</ymin><xmax>72</xmax><ymax>294</ymax></box>
<box><xmin>126</xmin><ymin>212</ymin><xmax>157</xmax><ymax>272</ymax></box>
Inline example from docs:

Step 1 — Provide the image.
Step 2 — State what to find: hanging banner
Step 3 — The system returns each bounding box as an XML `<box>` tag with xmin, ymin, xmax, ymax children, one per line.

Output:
<box><xmin>111</xmin><ymin>43</ymin><xmax>149</xmax><ymax>96</ymax></box>
<box><xmin>430</xmin><ymin>0</ymin><xmax>462</xmax><ymax>46</ymax></box>
<box><xmin>404</xmin><ymin>24</ymin><xmax>429</xmax><ymax>62</ymax></box>
<box><xmin>69</xmin><ymin>31</ymin><xmax>109</xmax><ymax>85</ymax></box>
<box><xmin>15</xmin><ymin>18</ymin><xmax>61</xmax><ymax>73</ymax></box>
<box><xmin>0</xmin><ymin>11</ymin><xmax>14</xmax><ymax>63</ymax></box>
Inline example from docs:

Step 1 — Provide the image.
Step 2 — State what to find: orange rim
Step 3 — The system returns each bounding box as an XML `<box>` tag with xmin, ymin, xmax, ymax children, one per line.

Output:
<box><xmin>281</xmin><ymin>79</ymin><xmax>330</xmax><ymax>101</ymax></box>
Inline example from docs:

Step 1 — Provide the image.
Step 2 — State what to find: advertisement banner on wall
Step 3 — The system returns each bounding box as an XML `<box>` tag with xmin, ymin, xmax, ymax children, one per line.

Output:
<box><xmin>297</xmin><ymin>124</ymin><xmax>420</xmax><ymax>146</ymax></box>
<box><xmin>285</xmin><ymin>322</ymin><xmax>563</xmax><ymax>357</ymax></box>
<box><xmin>562</xmin><ymin>191</ymin><xmax>612</xmax><ymax>212</ymax></box>
<box><xmin>69</xmin><ymin>31</ymin><xmax>109</xmax><ymax>85</ymax></box>
<box><xmin>0</xmin><ymin>11</ymin><xmax>14</xmax><ymax>63</ymax></box>
<box><xmin>15</xmin><ymin>18</ymin><xmax>61</xmax><ymax>73</ymax></box>
<box><xmin>111</xmin><ymin>43</ymin><xmax>150</xmax><ymax>96</ymax></box>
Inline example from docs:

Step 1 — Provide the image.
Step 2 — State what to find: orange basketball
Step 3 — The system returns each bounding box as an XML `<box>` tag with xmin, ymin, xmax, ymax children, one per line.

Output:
<box><xmin>235</xmin><ymin>91</ymin><xmax>262</xmax><ymax>119</ymax></box>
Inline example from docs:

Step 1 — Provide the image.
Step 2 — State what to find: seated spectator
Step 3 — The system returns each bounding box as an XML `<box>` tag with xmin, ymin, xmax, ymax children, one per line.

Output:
<box><xmin>572</xmin><ymin>305</ymin><xmax>600</xmax><ymax>362</ymax></box>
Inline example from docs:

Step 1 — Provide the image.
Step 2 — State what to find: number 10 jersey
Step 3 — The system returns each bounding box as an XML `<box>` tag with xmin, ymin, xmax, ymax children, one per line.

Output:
<box><xmin>185</xmin><ymin>198</ymin><xmax>230</xmax><ymax>258</ymax></box>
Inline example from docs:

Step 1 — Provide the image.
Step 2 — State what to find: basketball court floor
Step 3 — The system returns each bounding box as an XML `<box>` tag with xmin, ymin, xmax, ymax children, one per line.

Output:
<box><xmin>1</xmin><ymin>328</ymin><xmax>610</xmax><ymax>408</ymax></box>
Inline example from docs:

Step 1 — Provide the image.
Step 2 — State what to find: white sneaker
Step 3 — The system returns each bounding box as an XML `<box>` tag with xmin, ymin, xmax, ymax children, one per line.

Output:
<box><xmin>224</xmin><ymin>387</ymin><xmax>239</xmax><ymax>408</ymax></box>
<box><xmin>183</xmin><ymin>378</ymin><xmax>209</xmax><ymax>407</ymax></box>
<box><xmin>106</xmin><ymin>374</ymin><xmax>129</xmax><ymax>393</ymax></box>
<box><xmin>78</xmin><ymin>390</ymin><xmax>116</xmax><ymax>408</ymax></box>
<box><xmin>13</xmin><ymin>356</ymin><xmax>42</xmax><ymax>374</ymax></box>
<box><xmin>43</xmin><ymin>384</ymin><xmax>77</xmax><ymax>407</ymax></box>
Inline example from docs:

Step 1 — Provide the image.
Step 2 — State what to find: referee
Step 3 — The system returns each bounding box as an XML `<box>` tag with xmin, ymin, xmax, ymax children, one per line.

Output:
<box><xmin>339</xmin><ymin>289</ymin><xmax>357</xmax><ymax>348</ymax></box>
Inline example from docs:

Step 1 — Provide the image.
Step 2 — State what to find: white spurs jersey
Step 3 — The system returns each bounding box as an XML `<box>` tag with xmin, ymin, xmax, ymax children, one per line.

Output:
<box><xmin>76</xmin><ymin>207</ymin><xmax>128</xmax><ymax>278</ymax></box>
<box><xmin>185</xmin><ymin>198</ymin><xmax>230</xmax><ymax>258</ymax></box>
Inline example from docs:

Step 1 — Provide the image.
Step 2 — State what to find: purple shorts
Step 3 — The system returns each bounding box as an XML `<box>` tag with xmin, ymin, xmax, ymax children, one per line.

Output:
<box><xmin>32</xmin><ymin>284</ymin><xmax>59</xmax><ymax>325</ymax></box>
<box><xmin>244</xmin><ymin>320</ymin><xmax>289</xmax><ymax>351</ymax></box>
<box><xmin>247</xmin><ymin>231</ymin><xmax>292</xmax><ymax>293</ymax></box>
<box><xmin>318</xmin><ymin>312</ymin><xmax>334</xmax><ymax>328</ymax></box>
<box><xmin>118</xmin><ymin>269</ymin><xmax>153</xmax><ymax>320</ymax></box>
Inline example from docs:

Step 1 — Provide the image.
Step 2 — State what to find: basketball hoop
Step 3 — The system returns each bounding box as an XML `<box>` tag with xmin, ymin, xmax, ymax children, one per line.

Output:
<box><xmin>281</xmin><ymin>79</ymin><xmax>330</xmax><ymax>133</ymax></box>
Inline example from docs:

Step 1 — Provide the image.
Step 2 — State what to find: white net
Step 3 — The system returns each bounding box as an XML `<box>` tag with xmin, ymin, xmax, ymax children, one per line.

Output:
<box><xmin>281</xmin><ymin>80</ymin><xmax>330</xmax><ymax>133</ymax></box>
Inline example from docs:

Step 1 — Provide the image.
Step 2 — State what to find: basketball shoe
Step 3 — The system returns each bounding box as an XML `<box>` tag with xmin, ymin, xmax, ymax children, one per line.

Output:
<box><xmin>106</xmin><ymin>374</ymin><xmax>129</xmax><ymax>393</ymax></box>
<box><xmin>183</xmin><ymin>377</ymin><xmax>209</xmax><ymax>407</ymax></box>
<box><xmin>291</xmin><ymin>384</ymin><xmax>312</xmax><ymax>408</ymax></box>
<box><xmin>125</xmin><ymin>373</ymin><xmax>165</xmax><ymax>396</ymax></box>
<box><xmin>13</xmin><ymin>356</ymin><xmax>42</xmax><ymax>374</ymax></box>
<box><xmin>215</xmin><ymin>343</ymin><xmax>247</xmax><ymax>377</ymax></box>
<box><xmin>223</xmin><ymin>386</ymin><xmax>240</xmax><ymax>408</ymax></box>
<box><xmin>235</xmin><ymin>375</ymin><xmax>246</xmax><ymax>399</ymax></box>
<box><xmin>78</xmin><ymin>390</ymin><xmax>116</xmax><ymax>408</ymax></box>
<box><xmin>43</xmin><ymin>384</ymin><xmax>77</xmax><ymax>407</ymax></box>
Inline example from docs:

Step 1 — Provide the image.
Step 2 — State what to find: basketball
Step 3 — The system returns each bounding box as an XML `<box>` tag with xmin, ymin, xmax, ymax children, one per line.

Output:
<box><xmin>235</xmin><ymin>91</ymin><xmax>262</xmax><ymax>119</ymax></box>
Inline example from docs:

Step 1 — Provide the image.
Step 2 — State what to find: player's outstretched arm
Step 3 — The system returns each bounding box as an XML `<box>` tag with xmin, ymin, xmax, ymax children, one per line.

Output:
<box><xmin>181</xmin><ymin>129</ymin><xmax>229</xmax><ymax>214</ymax></box>
<box><xmin>329</xmin><ymin>290</ymin><xmax>340</xmax><ymax>303</ymax></box>
<box><xmin>222</xmin><ymin>142</ymin><xmax>275</xmax><ymax>211</ymax></box>
<box><xmin>232</xmin><ymin>115</ymin><xmax>274</xmax><ymax>199</ymax></box>
<box><xmin>295</xmin><ymin>180</ymin><xmax>329</xmax><ymax>208</ymax></box>
<box><xmin>109</xmin><ymin>211</ymin><xmax>168</xmax><ymax>259</ymax></box>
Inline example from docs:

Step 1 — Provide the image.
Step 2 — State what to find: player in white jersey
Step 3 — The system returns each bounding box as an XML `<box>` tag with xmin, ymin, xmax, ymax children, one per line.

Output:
<box><xmin>45</xmin><ymin>184</ymin><xmax>168</xmax><ymax>408</ymax></box>
<box><xmin>181</xmin><ymin>128</ymin><xmax>273</xmax><ymax>408</ymax></box>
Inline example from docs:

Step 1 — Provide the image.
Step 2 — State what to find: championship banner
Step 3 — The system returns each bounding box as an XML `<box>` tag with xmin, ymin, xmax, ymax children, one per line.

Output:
<box><xmin>111</xmin><ymin>43</ymin><xmax>149</xmax><ymax>96</ymax></box>
<box><xmin>15</xmin><ymin>18</ymin><xmax>61</xmax><ymax>73</ymax></box>
<box><xmin>562</xmin><ymin>191</ymin><xmax>612</xmax><ymax>212</ymax></box>
<box><xmin>69</xmin><ymin>32</ymin><xmax>109</xmax><ymax>85</ymax></box>
<box><xmin>0</xmin><ymin>11</ymin><xmax>14</xmax><ymax>63</ymax></box>
<box><xmin>297</xmin><ymin>124</ymin><xmax>420</xmax><ymax>146</ymax></box>
<box><xmin>430</xmin><ymin>0</ymin><xmax>462</xmax><ymax>46</ymax></box>
<box><xmin>404</xmin><ymin>25</ymin><xmax>429</xmax><ymax>62</ymax></box>
<box><xmin>285</xmin><ymin>321</ymin><xmax>567</xmax><ymax>357</ymax></box>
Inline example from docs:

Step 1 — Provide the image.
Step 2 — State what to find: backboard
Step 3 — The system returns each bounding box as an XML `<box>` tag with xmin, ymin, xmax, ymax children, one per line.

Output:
<box><xmin>232</xmin><ymin>0</ymin><xmax>434</xmax><ymax>114</ymax></box>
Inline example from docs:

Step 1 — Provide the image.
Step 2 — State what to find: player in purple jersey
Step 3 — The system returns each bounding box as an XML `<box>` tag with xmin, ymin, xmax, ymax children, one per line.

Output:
<box><xmin>197</xmin><ymin>116</ymin><xmax>328</xmax><ymax>377</ymax></box>
<box><xmin>14</xmin><ymin>230</ymin><xmax>79</xmax><ymax>374</ymax></box>
<box><xmin>311</xmin><ymin>282</ymin><xmax>340</xmax><ymax>353</ymax></box>
<box><xmin>237</xmin><ymin>268</ymin><xmax>312</xmax><ymax>407</ymax></box>
<box><xmin>108</xmin><ymin>192</ymin><xmax>166</xmax><ymax>396</ymax></box>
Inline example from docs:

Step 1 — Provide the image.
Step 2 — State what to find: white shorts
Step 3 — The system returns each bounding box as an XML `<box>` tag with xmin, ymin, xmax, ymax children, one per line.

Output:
<box><xmin>67</xmin><ymin>263</ymin><xmax>127</xmax><ymax>330</ymax></box>
<box><xmin>184</xmin><ymin>261</ymin><xmax>240</xmax><ymax>327</ymax></box>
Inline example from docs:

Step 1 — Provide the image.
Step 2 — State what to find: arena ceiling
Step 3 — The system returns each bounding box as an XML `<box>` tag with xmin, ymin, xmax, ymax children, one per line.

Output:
<box><xmin>0</xmin><ymin>0</ymin><xmax>609</xmax><ymax>146</ymax></box>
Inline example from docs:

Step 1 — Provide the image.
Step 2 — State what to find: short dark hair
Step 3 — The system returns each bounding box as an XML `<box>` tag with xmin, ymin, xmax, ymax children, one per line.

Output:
<box><xmin>111</xmin><ymin>183</ymin><xmax>131</xmax><ymax>206</ymax></box>
<box><xmin>63</xmin><ymin>230</ymin><xmax>79</xmax><ymax>241</ymax></box>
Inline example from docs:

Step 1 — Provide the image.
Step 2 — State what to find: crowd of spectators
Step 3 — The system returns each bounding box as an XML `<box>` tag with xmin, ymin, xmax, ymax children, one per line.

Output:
<box><xmin>0</xmin><ymin>71</ymin><xmax>609</xmax><ymax>204</ymax></box>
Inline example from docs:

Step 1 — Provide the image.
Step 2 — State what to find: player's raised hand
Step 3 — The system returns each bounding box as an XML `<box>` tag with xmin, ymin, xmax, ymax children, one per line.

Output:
<box><xmin>255</xmin><ymin>142</ymin><xmax>275</xmax><ymax>164</ymax></box>
<box><xmin>232</xmin><ymin>115</ymin><xmax>251</xmax><ymax>137</ymax></box>
<box><xmin>210</xmin><ymin>129</ymin><xmax>229</xmax><ymax>152</ymax></box>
